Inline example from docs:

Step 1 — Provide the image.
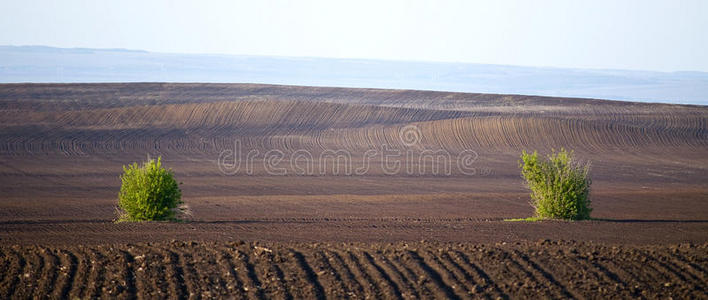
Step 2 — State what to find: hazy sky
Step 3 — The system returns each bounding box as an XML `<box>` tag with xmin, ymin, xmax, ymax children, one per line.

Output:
<box><xmin>1</xmin><ymin>0</ymin><xmax>706</xmax><ymax>72</ymax></box>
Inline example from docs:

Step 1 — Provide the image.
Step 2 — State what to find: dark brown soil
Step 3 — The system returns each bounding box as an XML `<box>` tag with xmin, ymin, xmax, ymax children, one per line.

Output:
<box><xmin>1</xmin><ymin>83</ymin><xmax>707</xmax><ymax>298</ymax></box>
<box><xmin>1</xmin><ymin>241</ymin><xmax>706</xmax><ymax>299</ymax></box>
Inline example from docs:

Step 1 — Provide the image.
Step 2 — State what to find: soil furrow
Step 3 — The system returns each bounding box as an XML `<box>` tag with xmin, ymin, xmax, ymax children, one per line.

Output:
<box><xmin>270</xmin><ymin>262</ymin><xmax>294</xmax><ymax>300</ymax></box>
<box><xmin>657</xmin><ymin>252</ymin><xmax>705</xmax><ymax>285</ymax></box>
<box><xmin>118</xmin><ymin>249</ymin><xmax>138</xmax><ymax>299</ymax></box>
<box><xmin>26</xmin><ymin>249</ymin><xmax>47</xmax><ymax>298</ymax></box>
<box><xmin>669</xmin><ymin>251</ymin><xmax>708</xmax><ymax>282</ymax></box>
<box><xmin>289</xmin><ymin>249</ymin><xmax>326</xmax><ymax>300</ymax></box>
<box><xmin>0</xmin><ymin>248</ymin><xmax>25</xmax><ymax>299</ymax></box>
<box><xmin>67</xmin><ymin>248</ymin><xmax>92</xmax><ymax>299</ymax></box>
<box><xmin>475</xmin><ymin>248</ymin><xmax>534</xmax><ymax>297</ymax></box>
<box><xmin>420</xmin><ymin>249</ymin><xmax>471</xmax><ymax>298</ymax></box>
<box><xmin>361</xmin><ymin>251</ymin><xmax>404</xmax><ymax>299</ymax></box>
<box><xmin>556</xmin><ymin>247</ymin><xmax>632</xmax><ymax>298</ymax></box>
<box><xmin>638</xmin><ymin>250</ymin><xmax>705</xmax><ymax>297</ymax></box>
<box><xmin>56</xmin><ymin>249</ymin><xmax>79</xmax><ymax>299</ymax></box>
<box><xmin>0</xmin><ymin>241</ymin><xmax>705</xmax><ymax>298</ymax></box>
<box><xmin>451</xmin><ymin>250</ymin><xmax>506</xmax><ymax>299</ymax></box>
<box><xmin>249</xmin><ymin>245</ymin><xmax>294</xmax><ymax>299</ymax></box>
<box><xmin>323</xmin><ymin>249</ymin><xmax>367</xmax><ymax>298</ymax></box>
<box><xmin>213</xmin><ymin>246</ymin><xmax>247</xmax><ymax>299</ymax></box>
<box><xmin>510</xmin><ymin>249</ymin><xmax>578</xmax><ymax>299</ymax></box>
<box><xmin>599</xmin><ymin>254</ymin><xmax>658</xmax><ymax>297</ymax></box>
<box><xmin>175</xmin><ymin>246</ymin><xmax>203</xmax><ymax>299</ymax></box>
<box><xmin>310</xmin><ymin>250</ymin><xmax>350</xmax><ymax>299</ymax></box>
<box><xmin>437</xmin><ymin>251</ymin><xmax>485</xmax><ymax>298</ymax></box>
<box><xmin>128</xmin><ymin>244</ymin><xmax>164</xmax><ymax>299</ymax></box>
<box><xmin>192</xmin><ymin>243</ymin><xmax>229</xmax><ymax>299</ymax></box>
<box><xmin>85</xmin><ymin>248</ymin><xmax>107</xmax><ymax>299</ymax></box>
<box><xmin>388</xmin><ymin>250</ymin><xmax>435</xmax><ymax>298</ymax></box>
<box><xmin>0</xmin><ymin>248</ymin><xmax>8</xmax><ymax>286</ymax></box>
<box><xmin>588</xmin><ymin>258</ymin><xmax>628</xmax><ymax>291</ymax></box>
<box><xmin>179</xmin><ymin>244</ymin><xmax>220</xmax><ymax>299</ymax></box>
<box><xmin>405</xmin><ymin>250</ymin><xmax>461</xmax><ymax>300</ymax></box>
<box><xmin>340</xmin><ymin>249</ymin><xmax>380</xmax><ymax>298</ymax></box>
<box><xmin>165</xmin><ymin>249</ymin><xmax>189</xmax><ymax>300</ymax></box>
<box><xmin>237</xmin><ymin>248</ymin><xmax>266</xmax><ymax>300</ymax></box>
<box><xmin>376</xmin><ymin>251</ymin><xmax>421</xmax><ymax>299</ymax></box>
<box><xmin>35</xmin><ymin>246</ymin><xmax>60</xmax><ymax>298</ymax></box>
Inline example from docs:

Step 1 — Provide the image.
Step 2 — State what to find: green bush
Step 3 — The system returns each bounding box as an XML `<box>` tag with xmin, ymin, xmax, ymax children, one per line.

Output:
<box><xmin>519</xmin><ymin>149</ymin><xmax>592</xmax><ymax>220</ymax></box>
<box><xmin>117</xmin><ymin>156</ymin><xmax>182</xmax><ymax>222</ymax></box>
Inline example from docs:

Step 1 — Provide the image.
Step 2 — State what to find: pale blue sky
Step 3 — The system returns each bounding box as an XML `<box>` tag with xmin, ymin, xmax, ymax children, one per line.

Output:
<box><xmin>1</xmin><ymin>0</ymin><xmax>707</xmax><ymax>72</ymax></box>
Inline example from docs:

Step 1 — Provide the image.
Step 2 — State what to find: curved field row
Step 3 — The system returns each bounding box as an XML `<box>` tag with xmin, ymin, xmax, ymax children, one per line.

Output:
<box><xmin>311</xmin><ymin>114</ymin><xmax>707</xmax><ymax>154</ymax></box>
<box><xmin>2</xmin><ymin>82</ymin><xmax>707</xmax><ymax>157</ymax></box>
<box><xmin>1</xmin><ymin>241</ymin><xmax>706</xmax><ymax>299</ymax></box>
<box><xmin>0</xmin><ymin>82</ymin><xmax>697</xmax><ymax>112</ymax></box>
<box><xmin>1</xmin><ymin>101</ymin><xmax>706</xmax><ymax>157</ymax></box>
<box><xmin>0</xmin><ymin>100</ymin><xmax>471</xmax><ymax>130</ymax></box>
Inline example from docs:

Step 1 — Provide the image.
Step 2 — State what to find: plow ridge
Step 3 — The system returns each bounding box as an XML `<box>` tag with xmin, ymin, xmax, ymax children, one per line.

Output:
<box><xmin>420</xmin><ymin>250</ymin><xmax>472</xmax><ymax>298</ymax></box>
<box><xmin>639</xmin><ymin>250</ymin><xmax>706</xmax><ymax>295</ymax></box>
<box><xmin>536</xmin><ymin>246</ymin><xmax>631</xmax><ymax>297</ymax></box>
<box><xmin>322</xmin><ymin>250</ymin><xmax>366</xmax><ymax>298</ymax></box>
<box><xmin>118</xmin><ymin>249</ymin><xmax>137</xmax><ymax>299</ymax></box>
<box><xmin>214</xmin><ymin>248</ymin><xmax>246</xmax><ymax>299</ymax></box>
<box><xmin>377</xmin><ymin>251</ymin><xmax>420</xmax><ymax>299</ymax></box>
<box><xmin>37</xmin><ymin>247</ymin><xmax>59</xmax><ymax>298</ymax></box>
<box><xmin>361</xmin><ymin>251</ymin><xmax>404</xmax><ymax>299</ymax></box>
<box><xmin>341</xmin><ymin>250</ymin><xmax>381</xmax><ymax>298</ymax></box>
<box><xmin>671</xmin><ymin>252</ymin><xmax>708</xmax><ymax>282</ymax></box>
<box><xmin>166</xmin><ymin>249</ymin><xmax>189</xmax><ymax>300</ymax></box>
<box><xmin>57</xmin><ymin>249</ymin><xmax>78</xmax><ymax>299</ymax></box>
<box><xmin>433</xmin><ymin>251</ymin><xmax>481</xmax><ymax>297</ymax></box>
<box><xmin>0</xmin><ymin>242</ymin><xmax>705</xmax><ymax>298</ymax></box>
<box><xmin>0</xmin><ymin>248</ymin><xmax>23</xmax><ymax>299</ymax></box>
<box><xmin>510</xmin><ymin>249</ymin><xmax>577</xmax><ymax>299</ymax></box>
<box><xmin>23</xmin><ymin>250</ymin><xmax>43</xmax><ymax>298</ymax></box>
<box><xmin>289</xmin><ymin>249</ymin><xmax>327</xmax><ymax>300</ymax></box>
<box><xmin>451</xmin><ymin>250</ymin><xmax>507</xmax><ymax>299</ymax></box>
<box><xmin>239</xmin><ymin>249</ymin><xmax>266</xmax><ymax>300</ymax></box>
<box><xmin>388</xmin><ymin>251</ymin><xmax>431</xmax><ymax>299</ymax></box>
<box><xmin>250</xmin><ymin>246</ymin><xmax>295</xmax><ymax>299</ymax></box>
<box><xmin>269</xmin><ymin>261</ymin><xmax>294</xmax><ymax>300</ymax></box>
<box><xmin>406</xmin><ymin>250</ymin><xmax>461</xmax><ymax>300</ymax></box>
<box><xmin>129</xmin><ymin>245</ymin><xmax>164</xmax><ymax>298</ymax></box>
<box><xmin>85</xmin><ymin>248</ymin><xmax>106</xmax><ymax>299</ymax></box>
<box><xmin>69</xmin><ymin>248</ymin><xmax>91</xmax><ymax>299</ymax></box>
<box><xmin>310</xmin><ymin>250</ymin><xmax>349</xmax><ymax>298</ymax></box>
<box><xmin>177</xmin><ymin>249</ymin><xmax>203</xmax><ymax>298</ymax></box>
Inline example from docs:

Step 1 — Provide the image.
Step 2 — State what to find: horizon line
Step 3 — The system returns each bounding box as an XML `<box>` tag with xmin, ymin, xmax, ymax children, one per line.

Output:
<box><xmin>3</xmin><ymin>44</ymin><xmax>707</xmax><ymax>75</ymax></box>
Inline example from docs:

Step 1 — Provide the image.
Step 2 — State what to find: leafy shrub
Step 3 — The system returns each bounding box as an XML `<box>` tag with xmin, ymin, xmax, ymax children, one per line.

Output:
<box><xmin>519</xmin><ymin>149</ymin><xmax>592</xmax><ymax>220</ymax></box>
<box><xmin>117</xmin><ymin>156</ymin><xmax>182</xmax><ymax>221</ymax></box>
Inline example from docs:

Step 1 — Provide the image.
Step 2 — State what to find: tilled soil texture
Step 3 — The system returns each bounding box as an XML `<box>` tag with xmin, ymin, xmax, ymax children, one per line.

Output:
<box><xmin>1</xmin><ymin>241</ymin><xmax>706</xmax><ymax>299</ymax></box>
<box><xmin>1</xmin><ymin>83</ymin><xmax>707</xmax><ymax>245</ymax></box>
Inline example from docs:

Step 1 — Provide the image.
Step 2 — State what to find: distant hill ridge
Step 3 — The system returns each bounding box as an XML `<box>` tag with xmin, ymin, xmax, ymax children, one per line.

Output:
<box><xmin>1</xmin><ymin>45</ymin><xmax>707</xmax><ymax>105</ymax></box>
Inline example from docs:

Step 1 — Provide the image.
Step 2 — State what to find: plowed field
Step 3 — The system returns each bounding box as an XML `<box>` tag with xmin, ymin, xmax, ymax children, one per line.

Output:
<box><xmin>1</xmin><ymin>241</ymin><xmax>706</xmax><ymax>299</ymax></box>
<box><xmin>1</xmin><ymin>83</ymin><xmax>707</xmax><ymax>298</ymax></box>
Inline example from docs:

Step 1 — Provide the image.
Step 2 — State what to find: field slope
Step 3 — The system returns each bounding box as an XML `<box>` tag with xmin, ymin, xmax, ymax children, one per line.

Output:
<box><xmin>1</xmin><ymin>83</ymin><xmax>707</xmax><ymax>245</ymax></box>
<box><xmin>1</xmin><ymin>83</ymin><xmax>707</xmax><ymax>298</ymax></box>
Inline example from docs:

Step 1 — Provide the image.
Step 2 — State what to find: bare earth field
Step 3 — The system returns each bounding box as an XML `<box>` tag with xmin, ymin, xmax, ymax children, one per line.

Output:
<box><xmin>1</xmin><ymin>83</ymin><xmax>707</xmax><ymax>298</ymax></box>
<box><xmin>1</xmin><ymin>241</ymin><xmax>706</xmax><ymax>299</ymax></box>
